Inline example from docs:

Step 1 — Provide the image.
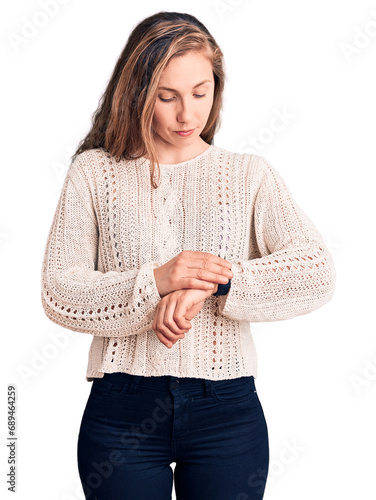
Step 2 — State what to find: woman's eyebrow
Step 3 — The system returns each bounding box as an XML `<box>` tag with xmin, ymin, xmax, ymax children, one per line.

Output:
<box><xmin>158</xmin><ymin>79</ymin><xmax>212</xmax><ymax>91</ymax></box>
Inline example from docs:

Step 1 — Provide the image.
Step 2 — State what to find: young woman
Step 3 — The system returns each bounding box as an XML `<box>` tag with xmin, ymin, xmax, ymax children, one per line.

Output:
<box><xmin>40</xmin><ymin>11</ymin><xmax>336</xmax><ymax>500</ymax></box>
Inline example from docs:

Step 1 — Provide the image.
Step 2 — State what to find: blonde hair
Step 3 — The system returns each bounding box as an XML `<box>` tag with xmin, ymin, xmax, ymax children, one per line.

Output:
<box><xmin>72</xmin><ymin>11</ymin><xmax>225</xmax><ymax>188</ymax></box>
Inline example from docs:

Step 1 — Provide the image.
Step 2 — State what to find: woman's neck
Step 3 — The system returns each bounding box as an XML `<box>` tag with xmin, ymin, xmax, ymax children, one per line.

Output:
<box><xmin>152</xmin><ymin>138</ymin><xmax>210</xmax><ymax>165</ymax></box>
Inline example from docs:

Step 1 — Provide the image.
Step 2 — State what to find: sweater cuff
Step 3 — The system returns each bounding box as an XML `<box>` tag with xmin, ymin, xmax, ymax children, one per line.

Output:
<box><xmin>148</xmin><ymin>262</ymin><xmax>163</xmax><ymax>302</ymax></box>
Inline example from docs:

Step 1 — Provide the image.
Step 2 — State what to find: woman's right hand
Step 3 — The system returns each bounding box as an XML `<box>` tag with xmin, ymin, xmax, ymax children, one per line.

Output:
<box><xmin>153</xmin><ymin>250</ymin><xmax>233</xmax><ymax>298</ymax></box>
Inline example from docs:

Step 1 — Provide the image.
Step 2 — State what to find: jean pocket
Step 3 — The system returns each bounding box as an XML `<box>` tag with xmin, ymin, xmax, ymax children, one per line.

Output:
<box><xmin>211</xmin><ymin>376</ymin><xmax>257</xmax><ymax>403</ymax></box>
<box><xmin>90</xmin><ymin>377</ymin><xmax>113</xmax><ymax>398</ymax></box>
<box><xmin>90</xmin><ymin>373</ymin><xmax>135</xmax><ymax>400</ymax></box>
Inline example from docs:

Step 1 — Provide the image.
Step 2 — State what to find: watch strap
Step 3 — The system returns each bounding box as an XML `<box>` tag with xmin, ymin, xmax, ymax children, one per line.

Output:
<box><xmin>213</xmin><ymin>278</ymin><xmax>231</xmax><ymax>296</ymax></box>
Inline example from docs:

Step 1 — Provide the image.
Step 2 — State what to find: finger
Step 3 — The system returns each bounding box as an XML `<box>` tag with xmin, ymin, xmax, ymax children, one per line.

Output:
<box><xmin>184</xmin><ymin>269</ymin><xmax>232</xmax><ymax>288</ymax></box>
<box><xmin>165</xmin><ymin>298</ymin><xmax>192</xmax><ymax>331</ymax></box>
<box><xmin>153</xmin><ymin>314</ymin><xmax>175</xmax><ymax>347</ymax></box>
<box><xmin>182</xmin><ymin>279</ymin><xmax>217</xmax><ymax>291</ymax></box>
<box><xmin>164</xmin><ymin>300</ymin><xmax>190</xmax><ymax>335</ymax></box>
<box><xmin>173</xmin><ymin>302</ymin><xmax>194</xmax><ymax>330</ymax></box>
<box><xmin>154</xmin><ymin>302</ymin><xmax>185</xmax><ymax>345</ymax></box>
<box><xmin>201</xmin><ymin>252</ymin><xmax>232</xmax><ymax>270</ymax></box>
<box><xmin>153</xmin><ymin>303</ymin><xmax>171</xmax><ymax>343</ymax></box>
<box><xmin>155</xmin><ymin>328</ymin><xmax>185</xmax><ymax>348</ymax></box>
<box><xmin>187</xmin><ymin>251</ymin><xmax>232</xmax><ymax>270</ymax></box>
<box><xmin>188</xmin><ymin>254</ymin><xmax>233</xmax><ymax>283</ymax></box>
<box><xmin>155</xmin><ymin>330</ymin><xmax>174</xmax><ymax>348</ymax></box>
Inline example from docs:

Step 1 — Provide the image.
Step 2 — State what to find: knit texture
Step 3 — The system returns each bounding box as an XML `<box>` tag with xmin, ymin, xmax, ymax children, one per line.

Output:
<box><xmin>40</xmin><ymin>144</ymin><xmax>336</xmax><ymax>381</ymax></box>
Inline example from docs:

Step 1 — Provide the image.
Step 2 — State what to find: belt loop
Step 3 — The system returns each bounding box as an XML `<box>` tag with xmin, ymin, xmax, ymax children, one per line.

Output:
<box><xmin>128</xmin><ymin>375</ymin><xmax>142</xmax><ymax>394</ymax></box>
<box><xmin>204</xmin><ymin>379</ymin><xmax>213</xmax><ymax>397</ymax></box>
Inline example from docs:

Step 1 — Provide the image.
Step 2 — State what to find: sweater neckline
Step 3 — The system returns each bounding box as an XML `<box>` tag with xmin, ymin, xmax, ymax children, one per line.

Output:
<box><xmin>141</xmin><ymin>144</ymin><xmax>214</xmax><ymax>168</ymax></box>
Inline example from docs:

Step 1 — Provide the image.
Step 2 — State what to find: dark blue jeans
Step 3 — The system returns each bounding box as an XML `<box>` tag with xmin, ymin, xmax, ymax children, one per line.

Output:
<box><xmin>77</xmin><ymin>372</ymin><xmax>269</xmax><ymax>500</ymax></box>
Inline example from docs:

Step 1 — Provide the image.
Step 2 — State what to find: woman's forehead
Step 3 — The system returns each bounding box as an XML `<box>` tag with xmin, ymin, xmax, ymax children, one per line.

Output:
<box><xmin>159</xmin><ymin>53</ymin><xmax>214</xmax><ymax>87</ymax></box>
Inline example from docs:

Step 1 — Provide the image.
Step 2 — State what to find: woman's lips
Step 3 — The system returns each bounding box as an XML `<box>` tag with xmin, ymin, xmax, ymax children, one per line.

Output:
<box><xmin>175</xmin><ymin>129</ymin><xmax>194</xmax><ymax>137</ymax></box>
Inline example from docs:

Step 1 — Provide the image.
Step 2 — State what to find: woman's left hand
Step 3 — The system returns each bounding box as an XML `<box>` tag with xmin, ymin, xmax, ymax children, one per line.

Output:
<box><xmin>152</xmin><ymin>287</ymin><xmax>214</xmax><ymax>348</ymax></box>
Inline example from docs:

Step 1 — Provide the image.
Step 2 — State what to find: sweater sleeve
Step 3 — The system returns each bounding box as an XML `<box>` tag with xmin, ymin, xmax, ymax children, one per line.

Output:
<box><xmin>40</xmin><ymin>156</ymin><xmax>162</xmax><ymax>336</ymax></box>
<box><xmin>217</xmin><ymin>156</ymin><xmax>336</xmax><ymax>322</ymax></box>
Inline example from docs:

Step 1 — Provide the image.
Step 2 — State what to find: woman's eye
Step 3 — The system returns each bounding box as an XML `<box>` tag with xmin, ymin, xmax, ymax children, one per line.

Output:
<box><xmin>159</xmin><ymin>94</ymin><xmax>206</xmax><ymax>103</ymax></box>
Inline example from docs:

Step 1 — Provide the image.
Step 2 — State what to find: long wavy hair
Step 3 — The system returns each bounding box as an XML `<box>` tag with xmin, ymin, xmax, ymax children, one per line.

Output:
<box><xmin>70</xmin><ymin>11</ymin><xmax>225</xmax><ymax>188</ymax></box>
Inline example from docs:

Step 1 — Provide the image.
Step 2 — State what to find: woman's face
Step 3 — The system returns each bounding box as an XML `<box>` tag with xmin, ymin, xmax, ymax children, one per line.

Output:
<box><xmin>152</xmin><ymin>51</ymin><xmax>215</xmax><ymax>150</ymax></box>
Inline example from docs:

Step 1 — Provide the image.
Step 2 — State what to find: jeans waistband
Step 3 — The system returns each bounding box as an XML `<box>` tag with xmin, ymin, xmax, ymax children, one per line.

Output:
<box><xmin>101</xmin><ymin>372</ymin><xmax>255</xmax><ymax>397</ymax></box>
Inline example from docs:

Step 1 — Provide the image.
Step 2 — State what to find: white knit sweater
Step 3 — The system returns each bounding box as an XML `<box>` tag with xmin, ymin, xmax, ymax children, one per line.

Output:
<box><xmin>40</xmin><ymin>144</ymin><xmax>336</xmax><ymax>381</ymax></box>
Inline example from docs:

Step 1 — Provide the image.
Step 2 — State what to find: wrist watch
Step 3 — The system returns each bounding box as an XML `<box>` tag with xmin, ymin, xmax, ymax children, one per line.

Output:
<box><xmin>213</xmin><ymin>279</ymin><xmax>231</xmax><ymax>296</ymax></box>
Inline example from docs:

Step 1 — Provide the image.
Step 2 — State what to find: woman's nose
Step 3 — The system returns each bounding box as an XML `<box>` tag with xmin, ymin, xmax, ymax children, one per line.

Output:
<box><xmin>177</xmin><ymin>99</ymin><xmax>194</xmax><ymax>123</ymax></box>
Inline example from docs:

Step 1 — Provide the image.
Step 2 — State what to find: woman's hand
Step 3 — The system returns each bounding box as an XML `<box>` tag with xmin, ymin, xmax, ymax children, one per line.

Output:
<box><xmin>153</xmin><ymin>250</ymin><xmax>233</xmax><ymax>297</ymax></box>
<box><xmin>152</xmin><ymin>287</ymin><xmax>214</xmax><ymax>348</ymax></box>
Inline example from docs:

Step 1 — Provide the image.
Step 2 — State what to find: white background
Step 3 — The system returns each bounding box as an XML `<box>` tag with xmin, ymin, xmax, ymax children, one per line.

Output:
<box><xmin>2</xmin><ymin>0</ymin><xmax>376</xmax><ymax>498</ymax></box>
